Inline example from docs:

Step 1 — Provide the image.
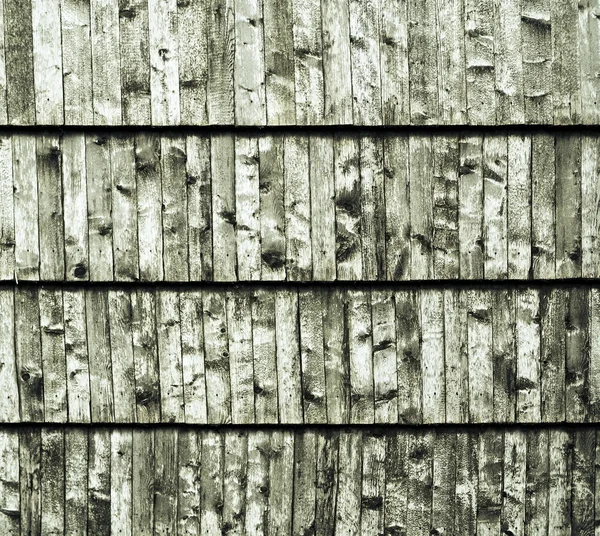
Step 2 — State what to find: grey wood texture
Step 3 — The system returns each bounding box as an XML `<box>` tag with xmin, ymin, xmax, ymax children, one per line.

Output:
<box><xmin>2</xmin><ymin>130</ymin><xmax>598</xmax><ymax>282</ymax></box>
<box><xmin>0</xmin><ymin>425</ymin><xmax>598</xmax><ymax>534</ymax></box>
<box><xmin>1</xmin><ymin>283</ymin><xmax>599</xmax><ymax>425</ymax></box>
<box><xmin>0</xmin><ymin>0</ymin><xmax>595</xmax><ymax>125</ymax></box>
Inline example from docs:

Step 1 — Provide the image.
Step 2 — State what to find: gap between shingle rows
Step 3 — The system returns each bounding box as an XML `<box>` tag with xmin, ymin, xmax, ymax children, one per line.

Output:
<box><xmin>2</xmin><ymin>278</ymin><xmax>600</xmax><ymax>292</ymax></box>
<box><xmin>2</xmin><ymin>124</ymin><xmax>600</xmax><ymax>135</ymax></box>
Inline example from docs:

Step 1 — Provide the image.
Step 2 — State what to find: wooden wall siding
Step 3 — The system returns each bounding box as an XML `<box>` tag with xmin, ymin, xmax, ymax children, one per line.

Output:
<box><xmin>0</xmin><ymin>130</ymin><xmax>598</xmax><ymax>282</ymax></box>
<box><xmin>1</xmin><ymin>284</ymin><xmax>599</xmax><ymax>425</ymax></box>
<box><xmin>0</xmin><ymin>425</ymin><xmax>597</xmax><ymax>535</ymax></box>
<box><xmin>0</xmin><ymin>0</ymin><xmax>597</xmax><ymax>125</ymax></box>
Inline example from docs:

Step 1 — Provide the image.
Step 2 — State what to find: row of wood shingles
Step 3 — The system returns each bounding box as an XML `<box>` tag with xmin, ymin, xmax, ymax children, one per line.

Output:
<box><xmin>0</xmin><ymin>131</ymin><xmax>598</xmax><ymax>282</ymax></box>
<box><xmin>1</xmin><ymin>285</ymin><xmax>599</xmax><ymax>425</ymax></box>
<box><xmin>0</xmin><ymin>426</ymin><xmax>596</xmax><ymax>536</ymax></box>
<box><xmin>2</xmin><ymin>0</ymin><xmax>599</xmax><ymax>126</ymax></box>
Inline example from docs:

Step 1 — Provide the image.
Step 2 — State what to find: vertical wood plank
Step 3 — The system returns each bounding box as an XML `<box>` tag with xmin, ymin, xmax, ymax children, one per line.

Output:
<box><xmin>31</xmin><ymin>0</ymin><xmax>64</xmax><ymax>124</ymax></box>
<box><xmin>284</xmin><ymin>135</ymin><xmax>312</xmax><ymax>281</ymax></box>
<box><xmin>492</xmin><ymin>289</ymin><xmax>516</xmax><ymax>423</ymax></box>
<box><xmin>12</xmin><ymin>134</ymin><xmax>39</xmax><ymax>281</ymax></box>
<box><xmin>540</xmin><ymin>288</ymin><xmax>566</xmax><ymax>423</ymax></box>
<box><xmin>395</xmin><ymin>289</ymin><xmax>422</xmax><ymax>424</ymax></box>
<box><xmin>88</xmin><ymin>428</ymin><xmax>111</xmax><ymax>536</ymax></box>
<box><xmin>372</xmin><ymin>289</ymin><xmax>398</xmax><ymax>424</ymax></box>
<box><xmin>321</xmin><ymin>0</ymin><xmax>352</xmax><ymax>124</ymax></box>
<box><xmin>551</xmin><ymin>0</ymin><xmax>581</xmax><ymax>123</ymax></box>
<box><xmin>406</xmin><ymin>431</ymin><xmax>434</xmax><ymax>535</ymax></box>
<box><xmin>291</xmin><ymin>0</ymin><xmax>324</xmax><ymax>124</ymax></box>
<box><xmin>268</xmin><ymin>431</ymin><xmax>295</xmax><ymax>535</ymax></box>
<box><xmin>454</xmin><ymin>431</ymin><xmax>478</xmax><ymax>535</ymax></box>
<box><xmin>132</xmin><ymin>429</ymin><xmax>154</xmax><ymax>536</ymax></box>
<box><xmin>501</xmin><ymin>430</ymin><xmax>527</xmax><ymax>536</ymax></box>
<box><xmin>310</xmin><ymin>134</ymin><xmax>335</xmax><ymax>280</ymax></box>
<box><xmin>64</xmin><ymin>289</ymin><xmax>91</xmax><ymax>423</ymax></box>
<box><xmin>19</xmin><ymin>428</ymin><xmax>41</xmax><ymax>535</ymax></box>
<box><xmin>0</xmin><ymin>430</ymin><xmax>19</xmax><ymax>535</ymax></box>
<box><xmin>65</xmin><ymin>429</ymin><xmax>88</xmax><ymax>535</ymax></box>
<box><xmin>432</xmin><ymin>135</ymin><xmax>460</xmax><ymax>279</ymax></box>
<box><xmin>90</xmin><ymin>0</ymin><xmax>122</xmax><ymax>124</ymax></box>
<box><xmin>161</xmin><ymin>134</ymin><xmax>189</xmax><ymax>281</ymax></box>
<box><xmin>0</xmin><ymin>289</ymin><xmax>17</xmax><ymax>422</ymax></box>
<box><xmin>275</xmin><ymin>289</ymin><xmax>303</xmax><ymax>424</ymax></box>
<box><xmin>360</xmin><ymin>431</ymin><xmax>386</xmax><ymax>535</ymax></box>
<box><xmin>39</xmin><ymin>288</ymin><xmax>67</xmax><ymax>423</ymax></box>
<box><xmin>62</xmin><ymin>133</ymin><xmax>89</xmax><ymax>281</ymax></box>
<box><xmin>515</xmin><ymin>288</ymin><xmax>541</xmax><ymax>423</ymax></box>
<box><xmin>206</xmin><ymin>0</ymin><xmax>235</xmax><ymax>124</ymax></box>
<box><xmin>15</xmin><ymin>288</ymin><xmax>44</xmax><ymax>422</ymax></box>
<box><xmin>591</xmin><ymin>288</ymin><xmax>600</xmax><ymax>420</ymax></box>
<box><xmin>186</xmin><ymin>134</ymin><xmax>213</xmax><ymax>281</ymax></box>
<box><xmin>234</xmin><ymin>0</ymin><xmax>266</xmax><ymax>125</ymax></box>
<box><xmin>252</xmin><ymin>289</ymin><xmax>279</xmax><ymax>424</ymax></box>
<box><xmin>37</xmin><ymin>133</ymin><xmax>65</xmax><ymax>281</ymax></box>
<box><xmin>108</xmin><ymin>289</ymin><xmax>136</xmax><ymax>423</ymax></box>
<box><xmin>507</xmin><ymin>133</ymin><xmax>532</xmax><ymax>279</ymax></box>
<box><xmin>148</xmin><ymin>0</ymin><xmax>180</xmax><ymax>125</ymax></box>
<box><xmin>226</xmin><ymin>290</ymin><xmax>256</xmax><ymax>424</ymax></box>
<box><xmin>565</xmin><ymin>287</ymin><xmax>590</xmax><ymax>423</ymax></box>
<box><xmin>111</xmin><ymin>429</ymin><xmax>133</xmax><ymax>536</ymax></box>
<box><xmin>467</xmin><ymin>289</ymin><xmax>493</xmax><ymax>423</ymax></box>
<box><xmin>244</xmin><ymin>431</ymin><xmax>270</xmax><ymax>535</ymax></box>
<box><xmin>86</xmin><ymin>290</ymin><xmax>114</xmax><ymax>422</ymax></box>
<box><xmin>299</xmin><ymin>289</ymin><xmax>327</xmax><ymax>424</ymax></box>
<box><xmin>407</xmin><ymin>0</ymin><xmax>439</xmax><ymax>124</ymax></box>
<box><xmin>494</xmin><ymin>0</ymin><xmax>524</xmax><ymax>124</ymax></box>
<box><xmin>572</xmin><ymin>430</ymin><xmax>596</xmax><ymax>536</ymax></box>
<box><xmin>477</xmin><ymin>429</ymin><xmax>503</xmax><ymax>536</ymax></box>
<box><xmin>131</xmin><ymin>289</ymin><xmax>161</xmax><ymax>423</ymax></box>
<box><xmin>0</xmin><ymin>135</ymin><xmax>13</xmax><ymax>279</ymax></box>
<box><xmin>334</xmin><ymin>431</ymin><xmax>361</xmax><ymax>535</ymax></box>
<box><xmin>556</xmin><ymin>133</ymin><xmax>582</xmax><ymax>277</ymax></box>
<box><xmin>436</xmin><ymin>0</ymin><xmax>467</xmax><ymax>124</ymax></box>
<box><xmin>4</xmin><ymin>0</ymin><xmax>35</xmax><ymax>124</ymax></box>
<box><xmin>61</xmin><ymin>0</ymin><xmax>93</xmax><ymax>125</ymax></box>
<box><xmin>179</xmin><ymin>291</ymin><xmax>208</xmax><ymax>424</ymax></box>
<box><xmin>177</xmin><ymin>429</ymin><xmax>200</xmax><ymax>535</ymax></box>
<box><xmin>482</xmin><ymin>132</ymin><xmax>508</xmax><ymax>279</ymax></box>
<box><xmin>314</xmin><ymin>430</ymin><xmax>339</xmax><ymax>534</ymax></box>
<box><xmin>111</xmin><ymin>134</ymin><xmax>139</xmax><ymax>282</ymax></box>
<box><xmin>135</xmin><ymin>132</ymin><xmax>164</xmax><ymax>282</ymax></box>
<box><xmin>211</xmin><ymin>133</ymin><xmax>237</xmax><ymax>281</ymax></box>
<box><xmin>154</xmin><ymin>428</ymin><xmax>178</xmax><ymax>535</ymax></box>
<box><xmin>384</xmin><ymin>431</ymin><xmax>407</xmax><ymax>536</ymax></box>
<box><xmin>521</xmin><ymin>0</ymin><xmax>552</xmax><ymax>124</ymax></box>
<box><xmin>86</xmin><ymin>134</ymin><xmax>114</xmax><ymax>281</ymax></box>
<box><xmin>525</xmin><ymin>429</ymin><xmax>549</xmax><ymax>536</ymax></box>
<box><xmin>349</xmin><ymin>0</ymin><xmax>382</xmax><ymax>125</ymax></box>
<box><xmin>178</xmin><ymin>0</ymin><xmax>208</xmax><ymax>125</ymax></box>
<box><xmin>263</xmin><ymin>0</ymin><xmax>295</xmax><ymax>125</ymax></box>
<box><xmin>432</xmin><ymin>431</ymin><xmax>457</xmax><ymax>535</ymax></box>
<box><xmin>119</xmin><ymin>0</ymin><xmax>151</xmax><ymax>125</ymax></box>
<box><xmin>464</xmin><ymin>0</ymin><xmax>496</xmax><ymax>124</ymax></box>
<box><xmin>531</xmin><ymin>133</ymin><xmax>556</xmax><ymax>279</ymax></box>
<box><xmin>459</xmin><ymin>135</ymin><xmax>484</xmax><ymax>279</ymax></box>
<box><xmin>222</xmin><ymin>430</ymin><xmax>248</xmax><ymax>534</ymax></box>
<box><xmin>292</xmin><ymin>430</ymin><xmax>317</xmax><ymax>534</ymax></box>
<box><xmin>200</xmin><ymin>431</ymin><xmax>224</xmax><ymax>534</ymax></box>
<box><xmin>444</xmin><ymin>289</ymin><xmax>469</xmax><ymax>424</ymax></box>
<box><xmin>334</xmin><ymin>133</ymin><xmax>362</xmax><ymax>280</ymax></box>
<box><xmin>582</xmin><ymin>135</ymin><xmax>600</xmax><ymax>278</ymax></box>
<box><xmin>421</xmin><ymin>288</ymin><xmax>445</xmax><ymax>424</ymax></box>
<box><xmin>202</xmin><ymin>290</ymin><xmax>232</xmax><ymax>424</ymax></box>
<box><xmin>579</xmin><ymin>0</ymin><xmax>600</xmax><ymax>124</ymax></box>
<box><xmin>408</xmin><ymin>134</ymin><xmax>434</xmax><ymax>279</ymax></box>
<box><xmin>384</xmin><ymin>134</ymin><xmax>410</xmax><ymax>280</ymax></box>
<box><xmin>360</xmin><ymin>135</ymin><xmax>386</xmax><ymax>280</ymax></box>
<box><xmin>548</xmin><ymin>429</ymin><xmax>571</xmax><ymax>536</ymax></box>
<box><xmin>258</xmin><ymin>135</ymin><xmax>286</xmax><ymax>281</ymax></box>
<box><xmin>324</xmin><ymin>288</ymin><xmax>350</xmax><ymax>424</ymax></box>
